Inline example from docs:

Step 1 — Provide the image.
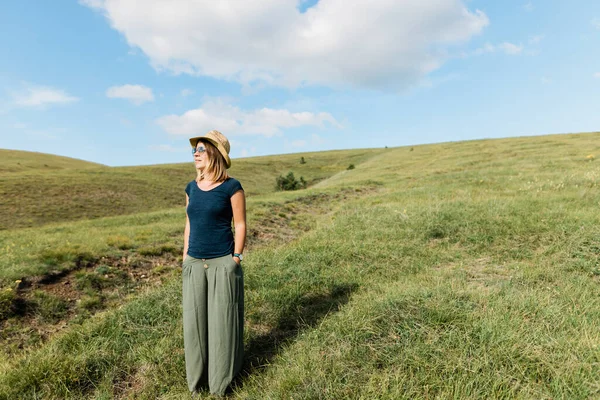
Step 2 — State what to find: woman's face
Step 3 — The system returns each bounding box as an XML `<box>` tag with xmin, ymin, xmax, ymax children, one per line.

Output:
<box><xmin>193</xmin><ymin>141</ymin><xmax>209</xmax><ymax>170</ymax></box>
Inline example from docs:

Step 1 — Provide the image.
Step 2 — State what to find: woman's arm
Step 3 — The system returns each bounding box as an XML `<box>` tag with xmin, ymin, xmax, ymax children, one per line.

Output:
<box><xmin>231</xmin><ymin>190</ymin><xmax>246</xmax><ymax>264</ymax></box>
<box><xmin>183</xmin><ymin>194</ymin><xmax>190</xmax><ymax>261</ymax></box>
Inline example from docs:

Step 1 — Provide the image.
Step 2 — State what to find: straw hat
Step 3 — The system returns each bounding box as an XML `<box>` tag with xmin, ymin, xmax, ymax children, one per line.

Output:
<box><xmin>189</xmin><ymin>130</ymin><xmax>232</xmax><ymax>168</ymax></box>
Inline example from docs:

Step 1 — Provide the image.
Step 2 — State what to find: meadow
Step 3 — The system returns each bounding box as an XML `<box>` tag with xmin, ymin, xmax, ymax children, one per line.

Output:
<box><xmin>0</xmin><ymin>132</ymin><xmax>599</xmax><ymax>399</ymax></box>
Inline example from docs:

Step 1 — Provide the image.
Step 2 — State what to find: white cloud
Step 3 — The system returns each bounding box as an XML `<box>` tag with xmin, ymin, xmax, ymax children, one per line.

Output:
<box><xmin>474</xmin><ymin>42</ymin><xmax>524</xmax><ymax>56</ymax></box>
<box><xmin>106</xmin><ymin>84</ymin><xmax>154</xmax><ymax>105</ymax></box>
<box><xmin>499</xmin><ymin>42</ymin><xmax>524</xmax><ymax>55</ymax></box>
<box><xmin>156</xmin><ymin>99</ymin><xmax>341</xmax><ymax>137</ymax></box>
<box><xmin>528</xmin><ymin>34</ymin><xmax>544</xmax><ymax>44</ymax></box>
<box><xmin>78</xmin><ymin>0</ymin><xmax>105</xmax><ymax>9</ymax></box>
<box><xmin>523</xmin><ymin>2</ymin><xmax>534</xmax><ymax>12</ymax></box>
<box><xmin>81</xmin><ymin>0</ymin><xmax>488</xmax><ymax>90</ymax></box>
<box><xmin>541</xmin><ymin>76</ymin><xmax>551</xmax><ymax>84</ymax></box>
<box><xmin>594</xmin><ymin>72</ymin><xmax>600</xmax><ymax>79</ymax></box>
<box><xmin>592</xmin><ymin>18</ymin><xmax>600</xmax><ymax>29</ymax></box>
<box><xmin>473</xmin><ymin>42</ymin><xmax>496</xmax><ymax>55</ymax></box>
<box><xmin>13</xmin><ymin>84</ymin><xmax>79</xmax><ymax>107</ymax></box>
<box><xmin>180</xmin><ymin>88</ymin><xmax>193</xmax><ymax>97</ymax></box>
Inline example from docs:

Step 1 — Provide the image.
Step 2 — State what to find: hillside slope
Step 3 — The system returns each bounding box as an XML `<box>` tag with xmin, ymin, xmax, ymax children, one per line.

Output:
<box><xmin>0</xmin><ymin>149</ymin><xmax>105</xmax><ymax>173</ymax></box>
<box><xmin>0</xmin><ymin>148</ymin><xmax>385</xmax><ymax>230</ymax></box>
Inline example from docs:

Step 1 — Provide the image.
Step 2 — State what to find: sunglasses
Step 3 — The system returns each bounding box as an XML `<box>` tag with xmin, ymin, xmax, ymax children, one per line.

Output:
<box><xmin>192</xmin><ymin>146</ymin><xmax>206</xmax><ymax>155</ymax></box>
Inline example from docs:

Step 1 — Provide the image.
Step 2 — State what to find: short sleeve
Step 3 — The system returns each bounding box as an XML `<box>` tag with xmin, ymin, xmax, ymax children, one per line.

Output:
<box><xmin>185</xmin><ymin>181</ymin><xmax>193</xmax><ymax>196</ymax></box>
<box><xmin>228</xmin><ymin>178</ymin><xmax>243</xmax><ymax>197</ymax></box>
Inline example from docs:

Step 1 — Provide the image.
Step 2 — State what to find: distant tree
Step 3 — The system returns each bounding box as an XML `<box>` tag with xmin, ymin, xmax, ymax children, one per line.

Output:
<box><xmin>347</xmin><ymin>164</ymin><xmax>355</xmax><ymax>170</ymax></box>
<box><xmin>300</xmin><ymin>156</ymin><xmax>306</xmax><ymax>164</ymax></box>
<box><xmin>276</xmin><ymin>172</ymin><xmax>307</xmax><ymax>191</ymax></box>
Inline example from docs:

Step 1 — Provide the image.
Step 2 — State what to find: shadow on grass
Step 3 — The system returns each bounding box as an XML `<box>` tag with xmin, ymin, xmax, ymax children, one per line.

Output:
<box><xmin>231</xmin><ymin>283</ymin><xmax>358</xmax><ymax>392</ymax></box>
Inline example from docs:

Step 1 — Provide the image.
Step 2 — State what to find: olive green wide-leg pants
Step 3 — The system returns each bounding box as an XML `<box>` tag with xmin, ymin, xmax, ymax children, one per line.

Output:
<box><xmin>182</xmin><ymin>254</ymin><xmax>244</xmax><ymax>396</ymax></box>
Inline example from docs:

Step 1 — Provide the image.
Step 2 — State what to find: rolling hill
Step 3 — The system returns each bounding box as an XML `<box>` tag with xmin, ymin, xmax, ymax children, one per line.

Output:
<box><xmin>0</xmin><ymin>149</ymin><xmax>105</xmax><ymax>173</ymax></box>
<box><xmin>0</xmin><ymin>148</ymin><xmax>385</xmax><ymax>230</ymax></box>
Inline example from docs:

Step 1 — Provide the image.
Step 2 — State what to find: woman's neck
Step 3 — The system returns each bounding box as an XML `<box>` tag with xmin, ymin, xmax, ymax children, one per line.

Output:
<box><xmin>198</xmin><ymin>169</ymin><xmax>214</xmax><ymax>182</ymax></box>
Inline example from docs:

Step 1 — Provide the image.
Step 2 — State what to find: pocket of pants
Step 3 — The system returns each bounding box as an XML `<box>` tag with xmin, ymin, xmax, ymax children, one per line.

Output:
<box><xmin>227</xmin><ymin>256</ymin><xmax>240</xmax><ymax>272</ymax></box>
<box><xmin>182</xmin><ymin>255</ymin><xmax>194</xmax><ymax>271</ymax></box>
<box><xmin>220</xmin><ymin>257</ymin><xmax>243</xmax><ymax>304</ymax></box>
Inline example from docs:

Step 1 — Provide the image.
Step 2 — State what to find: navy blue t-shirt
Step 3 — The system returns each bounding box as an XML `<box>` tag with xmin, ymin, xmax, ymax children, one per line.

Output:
<box><xmin>185</xmin><ymin>177</ymin><xmax>244</xmax><ymax>259</ymax></box>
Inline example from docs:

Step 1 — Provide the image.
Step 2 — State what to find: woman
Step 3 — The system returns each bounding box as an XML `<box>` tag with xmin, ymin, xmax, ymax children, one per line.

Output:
<box><xmin>182</xmin><ymin>130</ymin><xmax>246</xmax><ymax>396</ymax></box>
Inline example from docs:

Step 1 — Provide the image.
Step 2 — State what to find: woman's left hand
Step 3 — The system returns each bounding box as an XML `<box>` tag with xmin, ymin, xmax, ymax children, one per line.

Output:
<box><xmin>233</xmin><ymin>256</ymin><xmax>241</xmax><ymax>265</ymax></box>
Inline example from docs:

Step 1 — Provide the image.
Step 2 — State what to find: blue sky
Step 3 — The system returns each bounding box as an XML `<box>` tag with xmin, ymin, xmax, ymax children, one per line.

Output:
<box><xmin>1</xmin><ymin>0</ymin><xmax>599</xmax><ymax>166</ymax></box>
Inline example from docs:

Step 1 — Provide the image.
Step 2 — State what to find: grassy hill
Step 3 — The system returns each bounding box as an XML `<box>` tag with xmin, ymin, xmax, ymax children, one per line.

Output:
<box><xmin>0</xmin><ymin>132</ymin><xmax>599</xmax><ymax>399</ymax></box>
<box><xmin>0</xmin><ymin>148</ymin><xmax>384</xmax><ymax>230</ymax></box>
<box><xmin>0</xmin><ymin>149</ymin><xmax>105</xmax><ymax>173</ymax></box>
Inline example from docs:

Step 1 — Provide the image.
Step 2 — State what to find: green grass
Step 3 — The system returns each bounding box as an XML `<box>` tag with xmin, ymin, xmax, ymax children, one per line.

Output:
<box><xmin>0</xmin><ymin>148</ymin><xmax>384</xmax><ymax>230</ymax></box>
<box><xmin>0</xmin><ymin>149</ymin><xmax>105</xmax><ymax>173</ymax></box>
<box><xmin>1</xmin><ymin>132</ymin><xmax>600</xmax><ymax>399</ymax></box>
<box><xmin>29</xmin><ymin>290</ymin><xmax>69</xmax><ymax>324</ymax></box>
<box><xmin>0</xmin><ymin>185</ymin><xmax>370</xmax><ymax>286</ymax></box>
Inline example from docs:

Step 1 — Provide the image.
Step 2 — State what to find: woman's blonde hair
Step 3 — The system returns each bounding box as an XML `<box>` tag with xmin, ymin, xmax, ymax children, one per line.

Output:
<box><xmin>195</xmin><ymin>139</ymin><xmax>229</xmax><ymax>183</ymax></box>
